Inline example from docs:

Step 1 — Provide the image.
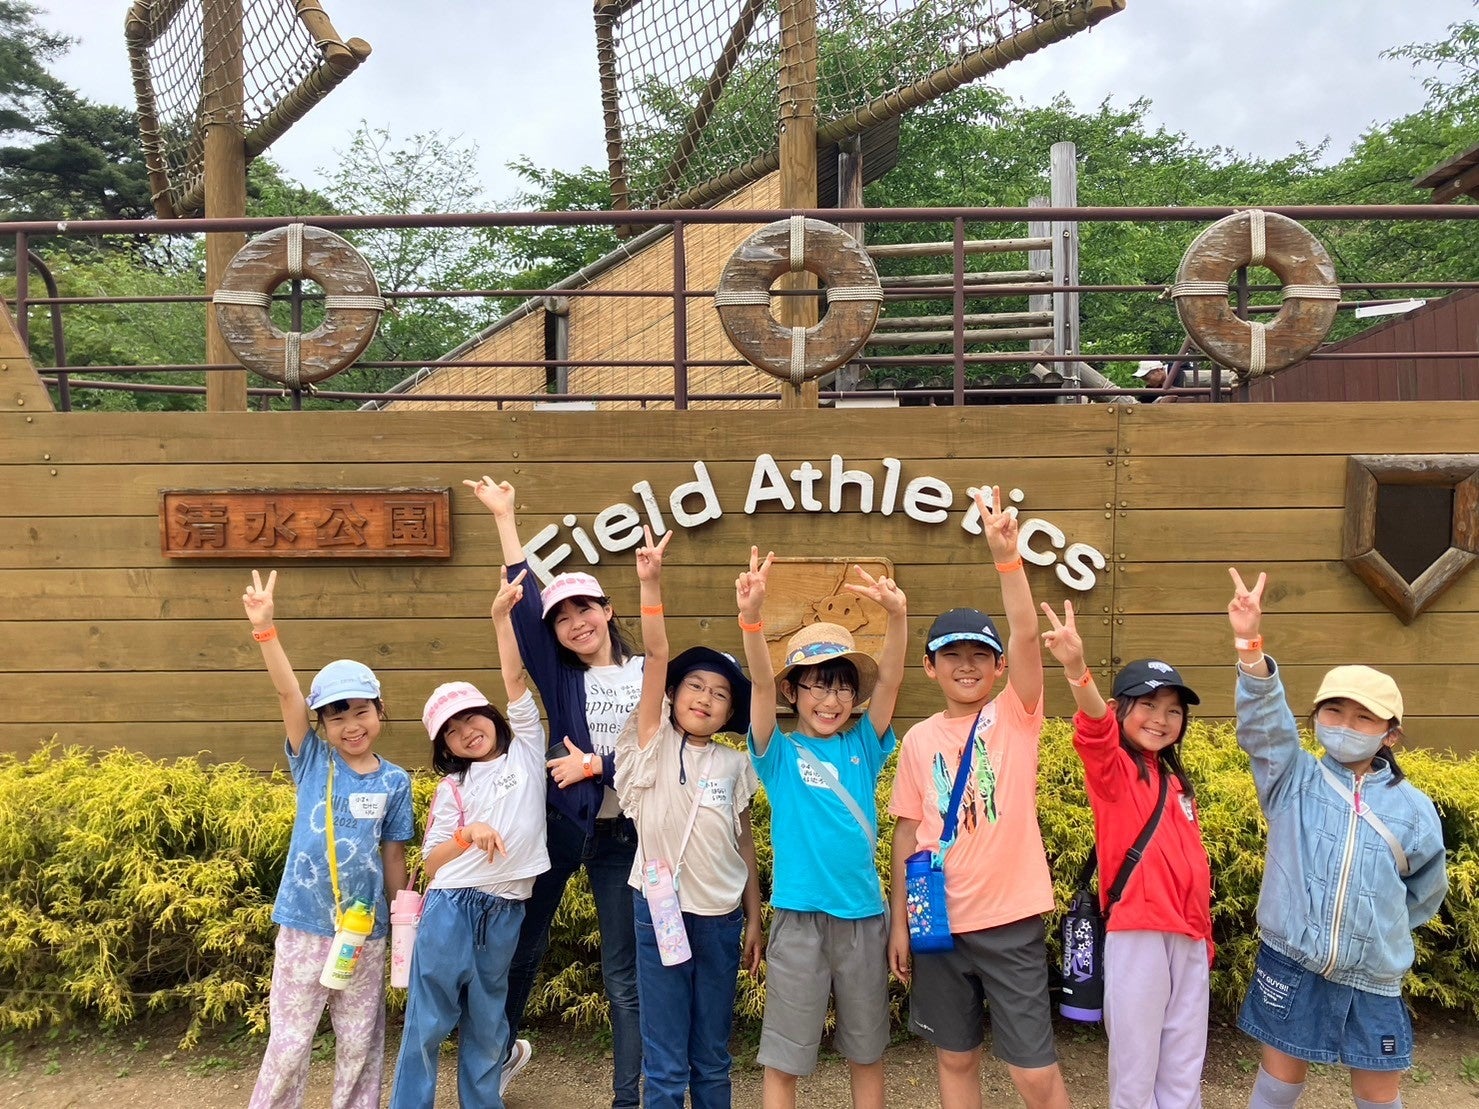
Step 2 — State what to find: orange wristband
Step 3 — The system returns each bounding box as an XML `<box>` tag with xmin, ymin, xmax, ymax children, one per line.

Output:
<box><xmin>994</xmin><ymin>558</ymin><xmax>1024</xmax><ymax>574</ymax></box>
<box><xmin>640</xmin><ymin>604</ymin><xmax>664</xmax><ymax>616</ymax></box>
<box><xmin>453</xmin><ymin>828</ymin><xmax>472</xmax><ymax>850</ymax></box>
<box><xmin>252</xmin><ymin>626</ymin><xmax>278</xmax><ymax>642</ymax></box>
<box><xmin>1067</xmin><ymin>669</ymin><xmax>1094</xmax><ymax>688</ymax></box>
<box><xmin>1235</xmin><ymin>635</ymin><xmax>1263</xmax><ymax>651</ymax></box>
<box><xmin>738</xmin><ymin>617</ymin><xmax>763</xmax><ymax>633</ymax></box>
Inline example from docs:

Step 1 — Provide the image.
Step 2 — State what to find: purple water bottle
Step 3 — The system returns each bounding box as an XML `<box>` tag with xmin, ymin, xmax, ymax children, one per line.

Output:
<box><xmin>642</xmin><ymin>859</ymin><xmax>691</xmax><ymax>966</ymax></box>
<box><xmin>1059</xmin><ymin>884</ymin><xmax>1104</xmax><ymax>1022</ymax></box>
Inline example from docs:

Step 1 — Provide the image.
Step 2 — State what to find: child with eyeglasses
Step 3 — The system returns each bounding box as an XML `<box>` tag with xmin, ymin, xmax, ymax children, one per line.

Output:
<box><xmin>613</xmin><ymin>528</ymin><xmax>763</xmax><ymax>1109</ymax></box>
<box><xmin>735</xmin><ymin>547</ymin><xmax>909</xmax><ymax>1109</ymax></box>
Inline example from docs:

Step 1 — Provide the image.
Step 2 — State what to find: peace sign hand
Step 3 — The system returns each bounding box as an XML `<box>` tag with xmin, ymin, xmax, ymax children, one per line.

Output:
<box><xmin>974</xmin><ymin>486</ymin><xmax>1020</xmax><ymax>564</ymax></box>
<box><xmin>491</xmin><ymin>565</ymin><xmax>528</xmax><ymax>620</ymax></box>
<box><xmin>242</xmin><ymin>569</ymin><xmax>277</xmax><ymax>629</ymax></box>
<box><xmin>843</xmin><ymin>564</ymin><xmax>907</xmax><ymax>616</ymax></box>
<box><xmin>735</xmin><ymin>546</ymin><xmax>774</xmax><ymax>623</ymax></box>
<box><xmin>1039</xmin><ymin>601</ymin><xmax>1086</xmax><ymax>670</ymax></box>
<box><xmin>635</xmin><ymin>526</ymin><xmax>673</xmax><ymax>583</ymax></box>
<box><xmin>1227</xmin><ymin>567</ymin><xmax>1267</xmax><ymax>639</ymax></box>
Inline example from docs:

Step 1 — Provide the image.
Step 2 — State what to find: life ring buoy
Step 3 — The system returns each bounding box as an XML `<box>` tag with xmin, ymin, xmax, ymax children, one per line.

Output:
<box><xmin>212</xmin><ymin>224</ymin><xmax>385</xmax><ymax>388</ymax></box>
<box><xmin>1172</xmin><ymin>209</ymin><xmax>1339</xmax><ymax>377</ymax></box>
<box><xmin>715</xmin><ymin>216</ymin><xmax>883</xmax><ymax>384</ymax></box>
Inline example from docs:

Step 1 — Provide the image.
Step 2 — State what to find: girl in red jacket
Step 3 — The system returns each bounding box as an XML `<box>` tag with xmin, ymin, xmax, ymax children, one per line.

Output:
<box><xmin>1043</xmin><ymin>602</ymin><xmax>1213</xmax><ymax>1109</ymax></box>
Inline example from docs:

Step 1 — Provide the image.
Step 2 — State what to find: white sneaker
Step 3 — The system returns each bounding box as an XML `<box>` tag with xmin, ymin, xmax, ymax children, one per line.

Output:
<box><xmin>500</xmin><ymin>1037</ymin><xmax>532</xmax><ymax>1098</ymax></box>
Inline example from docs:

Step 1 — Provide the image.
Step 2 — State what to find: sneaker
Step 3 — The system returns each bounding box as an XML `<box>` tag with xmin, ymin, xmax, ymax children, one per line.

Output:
<box><xmin>500</xmin><ymin>1037</ymin><xmax>532</xmax><ymax>1098</ymax></box>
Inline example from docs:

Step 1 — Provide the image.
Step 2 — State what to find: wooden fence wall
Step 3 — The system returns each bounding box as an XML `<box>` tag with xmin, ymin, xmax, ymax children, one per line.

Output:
<box><xmin>3</xmin><ymin>402</ymin><xmax>1477</xmax><ymax>768</ymax></box>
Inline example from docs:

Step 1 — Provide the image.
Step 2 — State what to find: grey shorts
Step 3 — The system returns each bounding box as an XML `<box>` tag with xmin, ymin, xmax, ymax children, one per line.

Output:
<box><xmin>758</xmin><ymin>909</ymin><xmax>890</xmax><ymax>1075</ymax></box>
<box><xmin>908</xmin><ymin>914</ymin><xmax>1059</xmax><ymax>1068</ymax></box>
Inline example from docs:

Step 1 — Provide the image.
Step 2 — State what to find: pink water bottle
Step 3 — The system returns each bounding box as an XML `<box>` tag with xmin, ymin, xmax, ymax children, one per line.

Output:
<box><xmin>641</xmin><ymin>860</ymin><xmax>691</xmax><ymax>966</ymax></box>
<box><xmin>389</xmin><ymin>888</ymin><xmax>423</xmax><ymax>989</ymax></box>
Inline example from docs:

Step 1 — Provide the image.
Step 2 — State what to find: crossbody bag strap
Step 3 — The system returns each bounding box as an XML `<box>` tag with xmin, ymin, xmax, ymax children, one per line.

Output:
<box><xmin>937</xmin><ymin>705</ymin><xmax>985</xmax><ymax>855</ymax></box>
<box><xmin>1317</xmin><ymin>762</ymin><xmax>1410</xmax><ymax>876</ymax></box>
<box><xmin>668</xmin><ymin>744</ymin><xmax>718</xmax><ymax>882</ymax></box>
<box><xmin>1104</xmin><ymin>765</ymin><xmax>1171</xmax><ymax>913</ymax></box>
<box><xmin>410</xmin><ymin>775</ymin><xmax>470</xmax><ymax>893</ymax></box>
<box><xmin>790</xmin><ymin>739</ymin><xmax>875</xmax><ymax>851</ymax></box>
<box><xmin>325</xmin><ymin>757</ymin><xmax>343</xmax><ymax>929</ymax></box>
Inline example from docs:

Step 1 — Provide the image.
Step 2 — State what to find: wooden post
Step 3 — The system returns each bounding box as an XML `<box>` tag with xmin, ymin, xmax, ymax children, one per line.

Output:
<box><xmin>777</xmin><ymin>0</ymin><xmax>818</xmax><ymax>409</ymax></box>
<box><xmin>835</xmin><ymin>136</ymin><xmax>864</xmax><ymax>394</ymax></box>
<box><xmin>1049</xmin><ymin>141</ymin><xmax>1081</xmax><ymax>400</ymax></box>
<box><xmin>203</xmin><ymin>0</ymin><xmax>248</xmax><ymax>412</ymax></box>
<box><xmin>1028</xmin><ymin>196</ymin><xmax>1053</xmax><ymax>387</ymax></box>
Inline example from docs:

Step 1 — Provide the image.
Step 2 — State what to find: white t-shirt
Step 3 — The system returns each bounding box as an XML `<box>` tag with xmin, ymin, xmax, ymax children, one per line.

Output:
<box><xmin>615</xmin><ymin>705</ymin><xmax>757</xmax><ymax>916</ymax></box>
<box><xmin>424</xmin><ymin>690</ymin><xmax>551</xmax><ymax>898</ymax></box>
<box><xmin>585</xmin><ymin>656</ymin><xmax>644</xmax><ymax>818</ymax></box>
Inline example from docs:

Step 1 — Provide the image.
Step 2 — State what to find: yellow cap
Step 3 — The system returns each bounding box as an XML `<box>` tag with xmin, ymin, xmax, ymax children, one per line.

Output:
<box><xmin>1313</xmin><ymin>665</ymin><xmax>1403</xmax><ymax>725</ymax></box>
<box><xmin>341</xmin><ymin>900</ymin><xmax>375</xmax><ymax>934</ymax></box>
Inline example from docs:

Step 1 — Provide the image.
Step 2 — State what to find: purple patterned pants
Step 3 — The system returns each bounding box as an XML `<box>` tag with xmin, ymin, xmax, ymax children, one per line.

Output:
<box><xmin>248</xmin><ymin>925</ymin><xmax>387</xmax><ymax>1109</ymax></box>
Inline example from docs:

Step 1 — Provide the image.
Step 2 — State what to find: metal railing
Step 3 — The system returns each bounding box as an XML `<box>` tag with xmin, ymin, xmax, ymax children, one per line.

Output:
<box><xmin>7</xmin><ymin>203</ymin><xmax>1478</xmax><ymax>411</ymax></box>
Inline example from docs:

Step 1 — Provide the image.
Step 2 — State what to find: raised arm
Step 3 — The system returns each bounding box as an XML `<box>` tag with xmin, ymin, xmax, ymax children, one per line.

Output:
<box><xmin>737</xmin><ymin>547</ymin><xmax>777</xmax><ymax>753</ymax></box>
<box><xmin>1228</xmin><ymin>567</ymin><xmax>1270</xmax><ymax>679</ymax></box>
<box><xmin>242</xmin><ymin>569</ymin><xmax>311</xmax><ymax>752</ymax></box>
<box><xmin>465</xmin><ymin>476</ymin><xmax>526</xmax><ymax>566</ymax></box>
<box><xmin>635</xmin><ymin>527</ymin><xmax>674</xmax><ymax>747</ymax></box>
<box><xmin>491</xmin><ymin>565</ymin><xmax>530</xmax><ymax>703</ymax></box>
<box><xmin>977</xmin><ymin>486</ymin><xmax>1044</xmax><ymax>711</ymax></box>
<box><xmin>1040</xmin><ymin>600</ymin><xmax>1107</xmax><ymax>719</ymax></box>
<box><xmin>843</xmin><ymin>565</ymin><xmax>909</xmax><ymax>736</ymax></box>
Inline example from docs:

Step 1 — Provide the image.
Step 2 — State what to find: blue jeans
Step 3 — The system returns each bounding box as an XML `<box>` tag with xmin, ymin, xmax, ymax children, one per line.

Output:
<box><xmin>633</xmin><ymin>895</ymin><xmax>743</xmax><ymax>1109</ymax></box>
<box><xmin>505</xmin><ymin>809</ymin><xmax>642</xmax><ymax>1108</ymax></box>
<box><xmin>389</xmin><ymin>887</ymin><xmax>524</xmax><ymax>1109</ymax></box>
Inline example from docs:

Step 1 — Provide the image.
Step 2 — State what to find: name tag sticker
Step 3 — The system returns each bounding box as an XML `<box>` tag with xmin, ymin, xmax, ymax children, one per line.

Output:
<box><xmin>348</xmin><ymin>792</ymin><xmax>388</xmax><ymax>819</ymax></box>
<box><xmin>796</xmin><ymin>758</ymin><xmax>840</xmax><ymax>790</ymax></box>
<box><xmin>700</xmin><ymin>776</ymin><xmax>733</xmax><ymax>808</ymax></box>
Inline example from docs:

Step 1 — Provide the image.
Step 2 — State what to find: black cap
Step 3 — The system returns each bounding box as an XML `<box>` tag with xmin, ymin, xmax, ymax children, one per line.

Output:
<box><xmin>1111</xmin><ymin>659</ymin><xmax>1200</xmax><ymax>705</ymax></box>
<box><xmin>925</xmin><ymin>608</ymin><xmax>1004</xmax><ymax>655</ymax></box>
<box><xmin>666</xmin><ymin>646</ymin><xmax>752</xmax><ymax>735</ymax></box>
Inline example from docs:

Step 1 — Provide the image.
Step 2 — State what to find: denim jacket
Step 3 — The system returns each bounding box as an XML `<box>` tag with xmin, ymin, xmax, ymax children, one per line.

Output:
<box><xmin>1236</xmin><ymin>658</ymin><xmax>1447</xmax><ymax>996</ymax></box>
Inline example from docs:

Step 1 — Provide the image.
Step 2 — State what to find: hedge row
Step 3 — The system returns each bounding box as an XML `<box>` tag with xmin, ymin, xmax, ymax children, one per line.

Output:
<box><xmin>1</xmin><ymin>723</ymin><xmax>1475</xmax><ymax>1046</ymax></box>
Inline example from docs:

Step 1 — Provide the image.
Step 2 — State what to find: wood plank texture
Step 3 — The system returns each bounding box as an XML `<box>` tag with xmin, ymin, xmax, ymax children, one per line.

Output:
<box><xmin>5</xmin><ymin>402</ymin><xmax>1479</xmax><ymax>765</ymax></box>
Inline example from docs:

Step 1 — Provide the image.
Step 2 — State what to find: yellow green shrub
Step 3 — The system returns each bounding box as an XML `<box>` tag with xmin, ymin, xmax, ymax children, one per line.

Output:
<box><xmin>1</xmin><ymin>725</ymin><xmax>1475</xmax><ymax>1044</ymax></box>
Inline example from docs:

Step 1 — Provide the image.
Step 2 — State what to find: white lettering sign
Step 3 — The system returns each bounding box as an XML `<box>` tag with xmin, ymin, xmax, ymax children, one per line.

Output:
<box><xmin>522</xmin><ymin>455</ymin><xmax>1107</xmax><ymax>592</ymax></box>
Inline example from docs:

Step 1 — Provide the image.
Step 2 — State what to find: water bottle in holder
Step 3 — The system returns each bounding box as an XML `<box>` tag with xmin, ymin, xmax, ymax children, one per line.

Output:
<box><xmin>1059</xmin><ymin>880</ymin><xmax>1104</xmax><ymax>1022</ymax></box>
<box><xmin>642</xmin><ymin>859</ymin><xmax>691</xmax><ymax>966</ymax></box>
<box><xmin>904</xmin><ymin>850</ymin><xmax>954</xmax><ymax>953</ymax></box>
<box><xmin>320</xmin><ymin>899</ymin><xmax>375</xmax><ymax>990</ymax></box>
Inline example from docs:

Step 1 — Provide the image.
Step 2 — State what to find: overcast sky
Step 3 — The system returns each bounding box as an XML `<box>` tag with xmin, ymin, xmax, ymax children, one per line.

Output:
<box><xmin>37</xmin><ymin>0</ymin><xmax>1475</xmax><ymax>204</ymax></box>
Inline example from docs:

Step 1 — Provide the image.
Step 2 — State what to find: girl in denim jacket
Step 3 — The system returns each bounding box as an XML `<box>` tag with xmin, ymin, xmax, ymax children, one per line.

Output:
<box><xmin>1228</xmin><ymin>569</ymin><xmax>1446</xmax><ymax>1109</ymax></box>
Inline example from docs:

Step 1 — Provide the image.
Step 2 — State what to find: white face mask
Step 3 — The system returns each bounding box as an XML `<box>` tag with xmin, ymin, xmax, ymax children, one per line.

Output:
<box><xmin>1315</xmin><ymin>721</ymin><xmax>1387</xmax><ymax>764</ymax></box>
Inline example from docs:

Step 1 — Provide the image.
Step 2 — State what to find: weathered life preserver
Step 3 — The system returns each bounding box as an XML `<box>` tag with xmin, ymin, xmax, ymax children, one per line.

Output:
<box><xmin>715</xmin><ymin>216</ymin><xmax>883</xmax><ymax>384</ymax></box>
<box><xmin>212</xmin><ymin>224</ymin><xmax>385</xmax><ymax>388</ymax></box>
<box><xmin>1172</xmin><ymin>209</ymin><xmax>1339</xmax><ymax>377</ymax></box>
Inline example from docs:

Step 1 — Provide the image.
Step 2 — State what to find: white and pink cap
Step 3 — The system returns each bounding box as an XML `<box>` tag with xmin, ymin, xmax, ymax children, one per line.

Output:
<box><xmin>539</xmin><ymin>571</ymin><xmax>606</xmax><ymax>618</ymax></box>
<box><xmin>422</xmin><ymin>681</ymin><xmax>493</xmax><ymax>742</ymax></box>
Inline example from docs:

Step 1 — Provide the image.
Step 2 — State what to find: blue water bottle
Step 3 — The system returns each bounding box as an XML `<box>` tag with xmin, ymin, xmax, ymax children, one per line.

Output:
<box><xmin>904</xmin><ymin>850</ymin><xmax>953</xmax><ymax>953</ymax></box>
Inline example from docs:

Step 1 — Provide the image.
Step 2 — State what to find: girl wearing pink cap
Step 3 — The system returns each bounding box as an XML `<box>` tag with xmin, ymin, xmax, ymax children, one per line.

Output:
<box><xmin>466</xmin><ymin>476</ymin><xmax>646</xmax><ymax>1108</ymax></box>
<box><xmin>389</xmin><ymin>567</ymin><xmax>551</xmax><ymax>1108</ymax></box>
<box><xmin>1228</xmin><ymin>569</ymin><xmax>1446</xmax><ymax>1109</ymax></box>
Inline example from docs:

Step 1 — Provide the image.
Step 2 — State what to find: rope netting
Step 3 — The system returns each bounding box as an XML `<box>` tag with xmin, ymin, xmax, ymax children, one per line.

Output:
<box><xmin>126</xmin><ymin>0</ymin><xmax>365</xmax><ymax>218</ymax></box>
<box><xmin>597</xmin><ymin>0</ymin><xmax>1116</xmax><ymax>212</ymax></box>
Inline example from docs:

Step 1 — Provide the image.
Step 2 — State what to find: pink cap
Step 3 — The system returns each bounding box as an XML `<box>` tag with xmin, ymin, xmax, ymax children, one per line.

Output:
<box><xmin>391</xmin><ymin>888</ymin><xmax>423</xmax><ymax>915</ymax></box>
<box><xmin>539</xmin><ymin>571</ymin><xmax>606</xmax><ymax>617</ymax></box>
<box><xmin>422</xmin><ymin>681</ymin><xmax>494</xmax><ymax>742</ymax></box>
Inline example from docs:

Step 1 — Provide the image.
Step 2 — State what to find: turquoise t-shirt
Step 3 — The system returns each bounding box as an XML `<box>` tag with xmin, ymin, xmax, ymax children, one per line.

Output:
<box><xmin>749</xmin><ymin>715</ymin><xmax>895</xmax><ymax>919</ymax></box>
<box><xmin>271</xmin><ymin>730</ymin><xmax>414</xmax><ymax>940</ymax></box>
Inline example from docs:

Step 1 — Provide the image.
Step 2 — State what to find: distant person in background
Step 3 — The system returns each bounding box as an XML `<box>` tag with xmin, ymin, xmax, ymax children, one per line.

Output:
<box><xmin>1133</xmin><ymin>360</ymin><xmax>1179</xmax><ymax>402</ymax></box>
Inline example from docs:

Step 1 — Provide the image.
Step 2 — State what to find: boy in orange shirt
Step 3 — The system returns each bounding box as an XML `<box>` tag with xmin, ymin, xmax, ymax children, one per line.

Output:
<box><xmin>888</xmin><ymin>487</ymin><xmax>1072</xmax><ymax>1109</ymax></box>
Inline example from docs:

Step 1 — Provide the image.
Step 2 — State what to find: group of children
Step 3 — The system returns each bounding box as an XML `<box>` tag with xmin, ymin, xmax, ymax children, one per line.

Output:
<box><xmin>242</xmin><ymin>482</ymin><xmax>1447</xmax><ymax>1109</ymax></box>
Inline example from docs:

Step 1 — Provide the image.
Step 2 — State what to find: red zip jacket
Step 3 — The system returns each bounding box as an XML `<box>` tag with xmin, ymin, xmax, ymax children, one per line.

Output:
<box><xmin>1072</xmin><ymin>711</ymin><xmax>1214</xmax><ymax>960</ymax></box>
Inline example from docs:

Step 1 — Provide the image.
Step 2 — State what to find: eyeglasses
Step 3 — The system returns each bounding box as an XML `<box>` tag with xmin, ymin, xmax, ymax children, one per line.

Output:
<box><xmin>796</xmin><ymin>682</ymin><xmax>856</xmax><ymax>704</ymax></box>
<box><xmin>679</xmin><ymin>676</ymin><xmax>732</xmax><ymax>705</ymax></box>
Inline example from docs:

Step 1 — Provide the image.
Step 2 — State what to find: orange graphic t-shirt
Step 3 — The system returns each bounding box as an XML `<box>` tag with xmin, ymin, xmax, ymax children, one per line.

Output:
<box><xmin>889</xmin><ymin>684</ymin><xmax>1054</xmax><ymax>933</ymax></box>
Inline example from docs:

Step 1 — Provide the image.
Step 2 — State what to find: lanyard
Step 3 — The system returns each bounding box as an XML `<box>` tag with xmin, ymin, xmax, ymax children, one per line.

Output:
<box><xmin>325</xmin><ymin>759</ymin><xmax>343</xmax><ymax>929</ymax></box>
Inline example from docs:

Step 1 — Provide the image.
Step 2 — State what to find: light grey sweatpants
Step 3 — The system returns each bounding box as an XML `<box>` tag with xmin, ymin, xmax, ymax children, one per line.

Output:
<box><xmin>1104</xmin><ymin>929</ymin><xmax>1211</xmax><ymax>1109</ymax></box>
